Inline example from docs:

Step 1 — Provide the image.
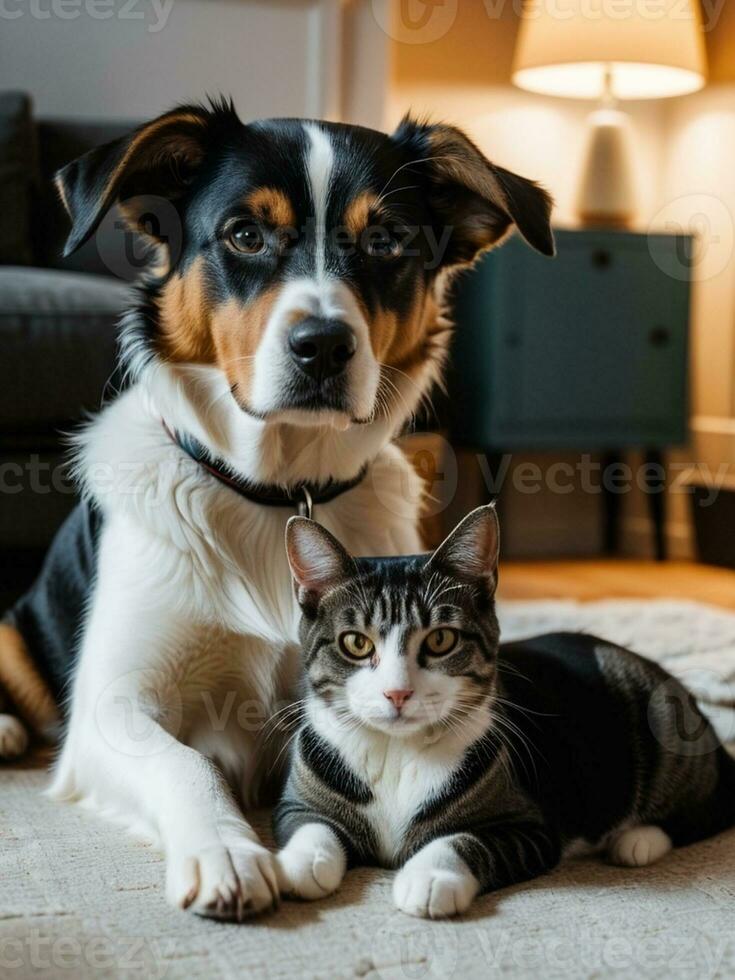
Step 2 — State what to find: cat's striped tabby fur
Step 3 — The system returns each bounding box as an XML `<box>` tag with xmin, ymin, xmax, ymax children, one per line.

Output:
<box><xmin>274</xmin><ymin>505</ymin><xmax>735</xmax><ymax>918</ymax></box>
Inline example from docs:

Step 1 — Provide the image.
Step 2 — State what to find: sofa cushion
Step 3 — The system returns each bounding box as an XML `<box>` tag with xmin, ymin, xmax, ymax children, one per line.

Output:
<box><xmin>0</xmin><ymin>92</ymin><xmax>37</xmax><ymax>266</ymax></box>
<box><xmin>0</xmin><ymin>450</ymin><xmax>76</xmax><ymax>549</ymax></box>
<box><xmin>0</xmin><ymin>266</ymin><xmax>132</xmax><ymax>431</ymax></box>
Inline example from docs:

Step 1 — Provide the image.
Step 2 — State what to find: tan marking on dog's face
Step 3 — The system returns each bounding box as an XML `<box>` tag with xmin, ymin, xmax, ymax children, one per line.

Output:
<box><xmin>210</xmin><ymin>288</ymin><xmax>281</xmax><ymax>402</ymax></box>
<box><xmin>366</xmin><ymin>285</ymin><xmax>441</xmax><ymax>377</ymax></box>
<box><xmin>157</xmin><ymin>257</ymin><xmax>216</xmax><ymax>363</ymax></box>
<box><xmin>343</xmin><ymin>191</ymin><xmax>381</xmax><ymax>238</ymax></box>
<box><xmin>54</xmin><ymin>173</ymin><xmax>70</xmax><ymax>213</ymax></box>
<box><xmin>156</xmin><ymin>255</ymin><xmax>297</xmax><ymax>393</ymax></box>
<box><xmin>245</xmin><ymin>187</ymin><xmax>296</xmax><ymax>229</ymax></box>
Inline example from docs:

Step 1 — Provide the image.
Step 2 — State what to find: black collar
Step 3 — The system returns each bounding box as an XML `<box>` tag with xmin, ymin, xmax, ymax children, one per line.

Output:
<box><xmin>163</xmin><ymin>420</ymin><xmax>368</xmax><ymax>517</ymax></box>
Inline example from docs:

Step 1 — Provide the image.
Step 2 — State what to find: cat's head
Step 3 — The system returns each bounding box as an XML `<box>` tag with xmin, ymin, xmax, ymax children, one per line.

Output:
<box><xmin>285</xmin><ymin>505</ymin><xmax>500</xmax><ymax>737</ymax></box>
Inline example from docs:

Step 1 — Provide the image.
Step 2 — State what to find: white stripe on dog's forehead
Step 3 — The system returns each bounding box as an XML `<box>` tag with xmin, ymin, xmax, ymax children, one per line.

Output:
<box><xmin>303</xmin><ymin>123</ymin><xmax>334</xmax><ymax>280</ymax></box>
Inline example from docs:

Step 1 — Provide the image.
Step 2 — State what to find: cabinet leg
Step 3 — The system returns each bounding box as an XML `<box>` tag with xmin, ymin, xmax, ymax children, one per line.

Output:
<box><xmin>644</xmin><ymin>449</ymin><xmax>667</xmax><ymax>562</ymax></box>
<box><xmin>602</xmin><ymin>452</ymin><xmax>622</xmax><ymax>556</ymax></box>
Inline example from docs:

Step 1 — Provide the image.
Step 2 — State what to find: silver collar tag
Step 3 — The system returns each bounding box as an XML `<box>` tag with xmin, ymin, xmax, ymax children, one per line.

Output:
<box><xmin>297</xmin><ymin>486</ymin><xmax>313</xmax><ymax>519</ymax></box>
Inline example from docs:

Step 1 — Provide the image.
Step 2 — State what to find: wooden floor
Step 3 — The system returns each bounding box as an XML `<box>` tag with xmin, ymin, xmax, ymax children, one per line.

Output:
<box><xmin>498</xmin><ymin>559</ymin><xmax>735</xmax><ymax>610</ymax></box>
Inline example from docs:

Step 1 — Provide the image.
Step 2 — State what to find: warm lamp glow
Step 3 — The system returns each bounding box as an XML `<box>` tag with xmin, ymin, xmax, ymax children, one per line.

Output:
<box><xmin>512</xmin><ymin>0</ymin><xmax>707</xmax><ymax>101</ymax></box>
<box><xmin>514</xmin><ymin>63</ymin><xmax>705</xmax><ymax>101</ymax></box>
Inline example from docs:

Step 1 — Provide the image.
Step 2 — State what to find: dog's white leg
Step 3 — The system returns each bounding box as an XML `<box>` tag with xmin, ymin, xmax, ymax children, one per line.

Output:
<box><xmin>50</xmin><ymin>520</ymin><xmax>279</xmax><ymax>921</ymax></box>
<box><xmin>60</xmin><ymin>686</ymin><xmax>278</xmax><ymax>920</ymax></box>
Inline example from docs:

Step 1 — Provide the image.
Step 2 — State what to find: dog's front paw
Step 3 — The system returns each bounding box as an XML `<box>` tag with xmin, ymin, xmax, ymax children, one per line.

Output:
<box><xmin>275</xmin><ymin>823</ymin><xmax>346</xmax><ymax>901</ymax></box>
<box><xmin>0</xmin><ymin>714</ymin><xmax>29</xmax><ymax>759</ymax></box>
<box><xmin>167</xmin><ymin>842</ymin><xmax>279</xmax><ymax>921</ymax></box>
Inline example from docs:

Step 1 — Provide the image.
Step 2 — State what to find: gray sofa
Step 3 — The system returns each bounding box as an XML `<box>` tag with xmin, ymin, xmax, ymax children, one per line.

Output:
<box><xmin>0</xmin><ymin>93</ymin><xmax>135</xmax><ymax>605</ymax></box>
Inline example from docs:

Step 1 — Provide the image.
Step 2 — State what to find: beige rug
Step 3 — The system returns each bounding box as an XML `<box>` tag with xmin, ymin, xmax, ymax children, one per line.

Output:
<box><xmin>2</xmin><ymin>599</ymin><xmax>735</xmax><ymax>980</ymax></box>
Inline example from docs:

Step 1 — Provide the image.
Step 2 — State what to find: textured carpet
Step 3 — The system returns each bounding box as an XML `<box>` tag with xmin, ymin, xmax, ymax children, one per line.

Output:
<box><xmin>2</xmin><ymin>599</ymin><xmax>735</xmax><ymax>980</ymax></box>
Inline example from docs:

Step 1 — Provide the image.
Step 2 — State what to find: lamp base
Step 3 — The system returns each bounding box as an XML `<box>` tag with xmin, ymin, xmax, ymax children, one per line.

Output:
<box><xmin>576</xmin><ymin>105</ymin><xmax>637</xmax><ymax>230</ymax></box>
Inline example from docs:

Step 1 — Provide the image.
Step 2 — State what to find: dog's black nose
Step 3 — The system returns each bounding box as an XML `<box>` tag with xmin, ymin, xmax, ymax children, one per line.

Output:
<box><xmin>288</xmin><ymin>317</ymin><xmax>356</xmax><ymax>381</ymax></box>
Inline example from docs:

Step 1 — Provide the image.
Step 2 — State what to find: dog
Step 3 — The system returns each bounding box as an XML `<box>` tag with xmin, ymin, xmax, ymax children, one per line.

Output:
<box><xmin>0</xmin><ymin>99</ymin><xmax>553</xmax><ymax>919</ymax></box>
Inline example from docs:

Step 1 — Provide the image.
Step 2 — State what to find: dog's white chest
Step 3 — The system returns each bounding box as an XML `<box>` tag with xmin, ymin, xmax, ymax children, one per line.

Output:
<box><xmin>180</xmin><ymin>630</ymin><xmax>302</xmax><ymax>799</ymax></box>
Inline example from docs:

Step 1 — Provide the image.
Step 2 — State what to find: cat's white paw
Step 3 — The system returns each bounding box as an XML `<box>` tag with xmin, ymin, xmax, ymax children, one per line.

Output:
<box><xmin>609</xmin><ymin>826</ymin><xmax>672</xmax><ymax>868</ymax></box>
<box><xmin>393</xmin><ymin>839</ymin><xmax>479</xmax><ymax>919</ymax></box>
<box><xmin>0</xmin><ymin>714</ymin><xmax>29</xmax><ymax>759</ymax></box>
<box><xmin>393</xmin><ymin>866</ymin><xmax>478</xmax><ymax>919</ymax></box>
<box><xmin>276</xmin><ymin>823</ymin><xmax>346</xmax><ymax>900</ymax></box>
<box><xmin>166</xmin><ymin>842</ymin><xmax>279</xmax><ymax>920</ymax></box>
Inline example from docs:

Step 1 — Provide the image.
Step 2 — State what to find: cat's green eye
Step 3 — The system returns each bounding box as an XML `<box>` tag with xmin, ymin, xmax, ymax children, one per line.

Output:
<box><xmin>424</xmin><ymin>628</ymin><xmax>458</xmax><ymax>656</ymax></box>
<box><xmin>339</xmin><ymin>631</ymin><xmax>375</xmax><ymax>660</ymax></box>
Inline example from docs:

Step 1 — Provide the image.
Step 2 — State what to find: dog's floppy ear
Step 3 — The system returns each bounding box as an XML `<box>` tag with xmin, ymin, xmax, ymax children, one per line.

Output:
<box><xmin>55</xmin><ymin>101</ymin><xmax>235</xmax><ymax>256</ymax></box>
<box><xmin>392</xmin><ymin>116</ymin><xmax>555</xmax><ymax>264</ymax></box>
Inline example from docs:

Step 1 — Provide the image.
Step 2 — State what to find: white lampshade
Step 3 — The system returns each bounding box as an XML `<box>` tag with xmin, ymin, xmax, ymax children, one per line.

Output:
<box><xmin>512</xmin><ymin>0</ymin><xmax>707</xmax><ymax>100</ymax></box>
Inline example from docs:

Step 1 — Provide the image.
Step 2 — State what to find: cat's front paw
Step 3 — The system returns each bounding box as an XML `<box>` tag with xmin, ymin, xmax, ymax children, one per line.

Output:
<box><xmin>276</xmin><ymin>823</ymin><xmax>346</xmax><ymax>901</ymax></box>
<box><xmin>393</xmin><ymin>864</ymin><xmax>478</xmax><ymax>919</ymax></box>
<box><xmin>609</xmin><ymin>825</ymin><xmax>672</xmax><ymax>868</ymax></box>
<box><xmin>393</xmin><ymin>839</ymin><xmax>480</xmax><ymax>919</ymax></box>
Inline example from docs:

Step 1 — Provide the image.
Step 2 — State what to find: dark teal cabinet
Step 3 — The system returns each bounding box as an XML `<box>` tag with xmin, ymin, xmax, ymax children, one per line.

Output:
<box><xmin>450</xmin><ymin>229</ymin><xmax>691</xmax><ymax>451</ymax></box>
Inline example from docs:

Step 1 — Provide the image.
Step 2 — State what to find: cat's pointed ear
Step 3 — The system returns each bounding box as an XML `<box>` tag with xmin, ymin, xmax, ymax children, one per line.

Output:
<box><xmin>286</xmin><ymin>517</ymin><xmax>353</xmax><ymax>609</ymax></box>
<box><xmin>428</xmin><ymin>504</ymin><xmax>499</xmax><ymax>591</ymax></box>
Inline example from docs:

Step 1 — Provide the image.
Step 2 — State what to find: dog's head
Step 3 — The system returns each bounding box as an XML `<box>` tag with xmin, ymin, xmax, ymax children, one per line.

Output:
<box><xmin>57</xmin><ymin>100</ymin><xmax>553</xmax><ymax>429</ymax></box>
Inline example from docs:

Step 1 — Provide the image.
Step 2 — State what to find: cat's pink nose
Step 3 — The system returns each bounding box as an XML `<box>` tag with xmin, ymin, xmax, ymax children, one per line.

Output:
<box><xmin>384</xmin><ymin>689</ymin><xmax>413</xmax><ymax>710</ymax></box>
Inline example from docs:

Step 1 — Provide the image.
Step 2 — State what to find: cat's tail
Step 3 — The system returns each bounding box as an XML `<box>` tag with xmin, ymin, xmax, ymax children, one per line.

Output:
<box><xmin>691</xmin><ymin>691</ymin><xmax>735</xmax><ymax>709</ymax></box>
<box><xmin>706</xmin><ymin>745</ymin><xmax>735</xmax><ymax>836</ymax></box>
<box><xmin>717</xmin><ymin>743</ymin><xmax>735</xmax><ymax>827</ymax></box>
<box><xmin>658</xmin><ymin>735</ymin><xmax>735</xmax><ymax>848</ymax></box>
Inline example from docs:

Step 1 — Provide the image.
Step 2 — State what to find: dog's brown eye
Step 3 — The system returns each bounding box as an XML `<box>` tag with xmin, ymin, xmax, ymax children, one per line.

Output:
<box><xmin>364</xmin><ymin>230</ymin><xmax>403</xmax><ymax>260</ymax></box>
<box><xmin>227</xmin><ymin>222</ymin><xmax>266</xmax><ymax>255</ymax></box>
<box><xmin>339</xmin><ymin>632</ymin><xmax>375</xmax><ymax>660</ymax></box>
<box><xmin>424</xmin><ymin>628</ymin><xmax>458</xmax><ymax>656</ymax></box>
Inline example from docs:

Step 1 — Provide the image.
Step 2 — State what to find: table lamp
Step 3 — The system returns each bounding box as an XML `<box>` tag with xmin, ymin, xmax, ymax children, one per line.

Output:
<box><xmin>512</xmin><ymin>0</ymin><xmax>707</xmax><ymax>228</ymax></box>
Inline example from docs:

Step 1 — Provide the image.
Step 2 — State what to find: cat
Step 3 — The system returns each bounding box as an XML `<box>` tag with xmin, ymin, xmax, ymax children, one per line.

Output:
<box><xmin>273</xmin><ymin>504</ymin><xmax>735</xmax><ymax>919</ymax></box>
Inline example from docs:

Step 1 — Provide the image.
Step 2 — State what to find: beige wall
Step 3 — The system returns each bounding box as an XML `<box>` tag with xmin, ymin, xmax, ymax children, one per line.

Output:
<box><xmin>0</xmin><ymin>0</ymin><xmax>348</xmax><ymax>121</ymax></box>
<box><xmin>387</xmin><ymin>1</ymin><xmax>735</xmax><ymax>559</ymax></box>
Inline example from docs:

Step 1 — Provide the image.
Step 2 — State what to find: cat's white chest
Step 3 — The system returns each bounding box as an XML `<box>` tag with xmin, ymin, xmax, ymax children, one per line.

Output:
<box><xmin>361</xmin><ymin>740</ymin><xmax>453</xmax><ymax>865</ymax></box>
